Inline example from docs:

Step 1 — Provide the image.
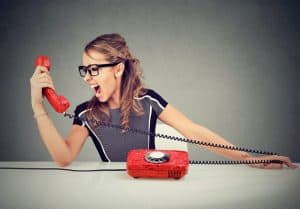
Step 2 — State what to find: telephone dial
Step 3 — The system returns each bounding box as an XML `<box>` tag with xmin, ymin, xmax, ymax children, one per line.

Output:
<box><xmin>34</xmin><ymin>55</ymin><xmax>283</xmax><ymax>179</ymax></box>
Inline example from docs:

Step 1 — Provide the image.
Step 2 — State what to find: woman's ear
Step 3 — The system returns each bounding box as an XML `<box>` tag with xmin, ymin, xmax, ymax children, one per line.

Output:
<box><xmin>114</xmin><ymin>62</ymin><xmax>125</xmax><ymax>78</ymax></box>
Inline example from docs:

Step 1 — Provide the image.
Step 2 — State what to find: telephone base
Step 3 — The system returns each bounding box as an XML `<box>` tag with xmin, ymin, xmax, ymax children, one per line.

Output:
<box><xmin>126</xmin><ymin>149</ymin><xmax>189</xmax><ymax>179</ymax></box>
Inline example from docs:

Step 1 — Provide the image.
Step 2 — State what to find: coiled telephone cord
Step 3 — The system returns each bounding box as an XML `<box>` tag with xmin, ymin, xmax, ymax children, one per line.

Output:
<box><xmin>63</xmin><ymin>113</ymin><xmax>283</xmax><ymax>165</ymax></box>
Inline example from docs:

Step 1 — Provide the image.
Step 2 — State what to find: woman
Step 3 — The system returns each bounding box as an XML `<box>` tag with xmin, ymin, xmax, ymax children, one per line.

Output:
<box><xmin>30</xmin><ymin>33</ymin><xmax>297</xmax><ymax>169</ymax></box>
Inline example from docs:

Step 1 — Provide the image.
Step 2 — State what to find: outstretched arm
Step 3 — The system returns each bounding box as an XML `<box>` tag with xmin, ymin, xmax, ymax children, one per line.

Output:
<box><xmin>158</xmin><ymin>104</ymin><xmax>297</xmax><ymax>169</ymax></box>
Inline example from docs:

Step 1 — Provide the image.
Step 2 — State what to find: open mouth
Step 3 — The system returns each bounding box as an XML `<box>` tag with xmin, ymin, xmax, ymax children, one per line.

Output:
<box><xmin>91</xmin><ymin>84</ymin><xmax>101</xmax><ymax>96</ymax></box>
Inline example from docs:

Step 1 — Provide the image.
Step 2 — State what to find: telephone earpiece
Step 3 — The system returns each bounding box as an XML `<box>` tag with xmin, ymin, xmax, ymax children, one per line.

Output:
<box><xmin>35</xmin><ymin>55</ymin><xmax>70</xmax><ymax>113</ymax></box>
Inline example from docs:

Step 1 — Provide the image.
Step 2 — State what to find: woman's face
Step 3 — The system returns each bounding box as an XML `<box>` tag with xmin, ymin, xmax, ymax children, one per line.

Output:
<box><xmin>82</xmin><ymin>50</ymin><xmax>123</xmax><ymax>103</ymax></box>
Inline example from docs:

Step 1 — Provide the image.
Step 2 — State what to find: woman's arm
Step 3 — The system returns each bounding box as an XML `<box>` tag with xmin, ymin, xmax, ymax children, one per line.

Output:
<box><xmin>158</xmin><ymin>104</ymin><xmax>251</xmax><ymax>160</ymax></box>
<box><xmin>31</xmin><ymin>66</ymin><xmax>89</xmax><ymax>167</ymax></box>
<box><xmin>158</xmin><ymin>104</ymin><xmax>297</xmax><ymax>169</ymax></box>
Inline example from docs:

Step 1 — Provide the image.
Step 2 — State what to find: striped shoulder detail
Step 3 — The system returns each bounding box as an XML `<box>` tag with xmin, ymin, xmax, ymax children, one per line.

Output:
<box><xmin>73</xmin><ymin>101</ymin><xmax>89</xmax><ymax>126</ymax></box>
<box><xmin>135</xmin><ymin>89</ymin><xmax>168</xmax><ymax>116</ymax></box>
<box><xmin>135</xmin><ymin>89</ymin><xmax>168</xmax><ymax>108</ymax></box>
<box><xmin>74</xmin><ymin>101</ymin><xmax>89</xmax><ymax>115</ymax></box>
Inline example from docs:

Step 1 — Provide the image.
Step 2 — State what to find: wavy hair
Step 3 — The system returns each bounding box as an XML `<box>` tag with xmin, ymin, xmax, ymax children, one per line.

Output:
<box><xmin>84</xmin><ymin>33</ymin><xmax>146</xmax><ymax>130</ymax></box>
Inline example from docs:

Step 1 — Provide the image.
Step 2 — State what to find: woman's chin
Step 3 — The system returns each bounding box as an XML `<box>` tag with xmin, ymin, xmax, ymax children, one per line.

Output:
<box><xmin>96</xmin><ymin>95</ymin><xmax>107</xmax><ymax>102</ymax></box>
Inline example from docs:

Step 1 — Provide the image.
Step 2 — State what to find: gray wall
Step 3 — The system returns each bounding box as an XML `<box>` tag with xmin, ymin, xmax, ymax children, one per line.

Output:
<box><xmin>0</xmin><ymin>0</ymin><xmax>299</xmax><ymax>162</ymax></box>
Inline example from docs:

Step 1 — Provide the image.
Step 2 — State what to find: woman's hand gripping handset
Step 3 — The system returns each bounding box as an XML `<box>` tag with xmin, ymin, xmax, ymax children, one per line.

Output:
<box><xmin>31</xmin><ymin>55</ymin><xmax>70</xmax><ymax>113</ymax></box>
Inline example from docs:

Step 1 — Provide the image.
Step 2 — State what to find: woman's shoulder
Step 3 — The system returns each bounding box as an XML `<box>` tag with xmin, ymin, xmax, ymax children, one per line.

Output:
<box><xmin>137</xmin><ymin>88</ymin><xmax>163</xmax><ymax>98</ymax></box>
<box><xmin>136</xmin><ymin>88</ymin><xmax>168</xmax><ymax>108</ymax></box>
<box><xmin>74</xmin><ymin>101</ymin><xmax>90</xmax><ymax>115</ymax></box>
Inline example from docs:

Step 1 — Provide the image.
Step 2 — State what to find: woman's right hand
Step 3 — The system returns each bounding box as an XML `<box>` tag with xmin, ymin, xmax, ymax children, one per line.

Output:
<box><xmin>30</xmin><ymin>66</ymin><xmax>55</xmax><ymax>109</ymax></box>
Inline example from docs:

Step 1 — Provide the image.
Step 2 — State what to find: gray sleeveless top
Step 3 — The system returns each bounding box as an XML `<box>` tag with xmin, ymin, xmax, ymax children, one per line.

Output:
<box><xmin>73</xmin><ymin>89</ymin><xmax>168</xmax><ymax>162</ymax></box>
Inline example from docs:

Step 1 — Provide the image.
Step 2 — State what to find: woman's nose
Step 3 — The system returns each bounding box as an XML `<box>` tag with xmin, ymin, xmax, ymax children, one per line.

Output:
<box><xmin>83</xmin><ymin>71</ymin><xmax>92</xmax><ymax>82</ymax></box>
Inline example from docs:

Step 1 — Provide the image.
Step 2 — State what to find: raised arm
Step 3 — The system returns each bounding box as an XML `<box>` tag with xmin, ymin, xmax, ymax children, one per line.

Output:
<box><xmin>31</xmin><ymin>66</ymin><xmax>88</xmax><ymax>166</ymax></box>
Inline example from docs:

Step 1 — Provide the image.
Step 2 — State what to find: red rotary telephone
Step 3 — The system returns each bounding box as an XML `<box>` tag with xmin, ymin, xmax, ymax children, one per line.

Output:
<box><xmin>34</xmin><ymin>55</ymin><xmax>70</xmax><ymax>113</ymax></box>
<box><xmin>127</xmin><ymin>149</ymin><xmax>189</xmax><ymax>179</ymax></box>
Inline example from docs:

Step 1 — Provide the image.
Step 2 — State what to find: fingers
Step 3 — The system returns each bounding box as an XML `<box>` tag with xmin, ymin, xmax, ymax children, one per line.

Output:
<box><xmin>248</xmin><ymin>163</ymin><xmax>266</xmax><ymax>169</ymax></box>
<box><xmin>248</xmin><ymin>162</ymin><xmax>283</xmax><ymax>169</ymax></box>
<box><xmin>30</xmin><ymin>66</ymin><xmax>55</xmax><ymax>105</ymax></box>
<box><xmin>39</xmin><ymin>81</ymin><xmax>55</xmax><ymax>89</ymax></box>
<box><xmin>31</xmin><ymin>66</ymin><xmax>50</xmax><ymax>83</ymax></box>
<box><xmin>30</xmin><ymin>66</ymin><xmax>49</xmax><ymax>80</ymax></box>
<box><xmin>276</xmin><ymin>156</ymin><xmax>298</xmax><ymax>169</ymax></box>
<box><xmin>263</xmin><ymin>163</ymin><xmax>283</xmax><ymax>169</ymax></box>
<box><xmin>248</xmin><ymin>155</ymin><xmax>298</xmax><ymax>170</ymax></box>
<box><xmin>30</xmin><ymin>70</ymin><xmax>55</xmax><ymax>90</ymax></box>
<box><xmin>33</xmin><ymin>66</ymin><xmax>48</xmax><ymax>75</ymax></box>
<box><xmin>265</xmin><ymin>155</ymin><xmax>297</xmax><ymax>169</ymax></box>
<box><xmin>38</xmin><ymin>77</ymin><xmax>55</xmax><ymax>90</ymax></box>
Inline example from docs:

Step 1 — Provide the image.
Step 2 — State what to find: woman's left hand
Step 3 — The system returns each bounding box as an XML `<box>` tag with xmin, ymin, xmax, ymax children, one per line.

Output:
<box><xmin>245</xmin><ymin>155</ymin><xmax>298</xmax><ymax>169</ymax></box>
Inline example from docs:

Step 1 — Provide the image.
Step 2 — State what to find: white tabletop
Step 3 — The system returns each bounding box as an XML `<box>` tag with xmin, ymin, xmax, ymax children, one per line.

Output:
<box><xmin>0</xmin><ymin>162</ymin><xmax>299</xmax><ymax>209</ymax></box>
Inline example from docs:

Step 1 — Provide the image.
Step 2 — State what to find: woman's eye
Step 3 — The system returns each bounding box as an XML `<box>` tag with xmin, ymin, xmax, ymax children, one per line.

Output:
<box><xmin>90</xmin><ymin>67</ymin><xmax>99</xmax><ymax>72</ymax></box>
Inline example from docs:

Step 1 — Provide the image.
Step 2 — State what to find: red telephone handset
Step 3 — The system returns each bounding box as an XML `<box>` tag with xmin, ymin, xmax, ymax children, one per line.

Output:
<box><xmin>35</xmin><ymin>55</ymin><xmax>70</xmax><ymax>113</ymax></box>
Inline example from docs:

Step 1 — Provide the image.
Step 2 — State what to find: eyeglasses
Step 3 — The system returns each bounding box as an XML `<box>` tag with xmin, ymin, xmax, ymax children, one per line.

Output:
<box><xmin>78</xmin><ymin>62</ymin><xmax>120</xmax><ymax>77</ymax></box>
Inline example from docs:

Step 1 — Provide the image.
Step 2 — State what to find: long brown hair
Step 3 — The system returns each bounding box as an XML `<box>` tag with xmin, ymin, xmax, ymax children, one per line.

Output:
<box><xmin>84</xmin><ymin>33</ymin><xmax>146</xmax><ymax>130</ymax></box>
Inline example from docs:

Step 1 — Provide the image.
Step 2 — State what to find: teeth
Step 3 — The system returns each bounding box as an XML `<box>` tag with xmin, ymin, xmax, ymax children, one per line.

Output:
<box><xmin>90</xmin><ymin>85</ymin><xmax>98</xmax><ymax>88</ymax></box>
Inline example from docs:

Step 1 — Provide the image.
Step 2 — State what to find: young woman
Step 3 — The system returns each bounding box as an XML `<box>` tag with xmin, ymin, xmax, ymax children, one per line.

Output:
<box><xmin>30</xmin><ymin>33</ymin><xmax>297</xmax><ymax>169</ymax></box>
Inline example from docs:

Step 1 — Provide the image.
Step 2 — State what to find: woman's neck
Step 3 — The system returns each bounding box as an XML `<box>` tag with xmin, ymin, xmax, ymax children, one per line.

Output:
<box><xmin>108</xmin><ymin>87</ymin><xmax>121</xmax><ymax>109</ymax></box>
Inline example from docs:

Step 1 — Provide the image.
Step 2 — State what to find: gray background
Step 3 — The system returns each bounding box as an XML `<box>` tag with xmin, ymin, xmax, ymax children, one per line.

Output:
<box><xmin>0</xmin><ymin>0</ymin><xmax>299</xmax><ymax>162</ymax></box>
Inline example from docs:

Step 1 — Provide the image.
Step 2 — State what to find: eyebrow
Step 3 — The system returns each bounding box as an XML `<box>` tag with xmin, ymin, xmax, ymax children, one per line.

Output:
<box><xmin>79</xmin><ymin>62</ymin><xmax>120</xmax><ymax>68</ymax></box>
<box><xmin>80</xmin><ymin>63</ymin><xmax>109</xmax><ymax>67</ymax></box>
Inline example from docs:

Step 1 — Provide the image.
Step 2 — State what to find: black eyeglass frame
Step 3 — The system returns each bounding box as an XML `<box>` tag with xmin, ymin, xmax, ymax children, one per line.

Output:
<box><xmin>78</xmin><ymin>62</ymin><xmax>120</xmax><ymax>77</ymax></box>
